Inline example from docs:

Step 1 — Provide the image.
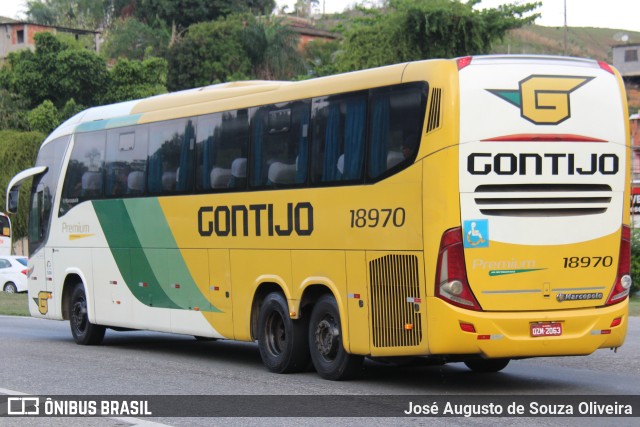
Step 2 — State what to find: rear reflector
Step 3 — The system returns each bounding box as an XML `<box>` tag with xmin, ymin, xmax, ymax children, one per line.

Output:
<box><xmin>459</xmin><ymin>322</ymin><xmax>476</xmax><ymax>333</ymax></box>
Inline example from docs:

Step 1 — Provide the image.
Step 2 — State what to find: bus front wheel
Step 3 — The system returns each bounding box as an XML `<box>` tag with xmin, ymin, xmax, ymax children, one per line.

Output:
<box><xmin>464</xmin><ymin>358</ymin><xmax>510</xmax><ymax>373</ymax></box>
<box><xmin>308</xmin><ymin>294</ymin><xmax>363</xmax><ymax>380</ymax></box>
<box><xmin>69</xmin><ymin>283</ymin><xmax>105</xmax><ymax>345</ymax></box>
<box><xmin>257</xmin><ymin>292</ymin><xmax>309</xmax><ymax>373</ymax></box>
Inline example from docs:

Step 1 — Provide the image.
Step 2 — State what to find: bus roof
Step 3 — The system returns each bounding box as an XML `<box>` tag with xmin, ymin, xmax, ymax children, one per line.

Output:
<box><xmin>41</xmin><ymin>61</ymin><xmax>425</xmax><ymax>146</ymax></box>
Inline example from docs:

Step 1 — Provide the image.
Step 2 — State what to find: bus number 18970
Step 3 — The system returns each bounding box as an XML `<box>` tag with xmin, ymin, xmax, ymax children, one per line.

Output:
<box><xmin>349</xmin><ymin>208</ymin><xmax>406</xmax><ymax>228</ymax></box>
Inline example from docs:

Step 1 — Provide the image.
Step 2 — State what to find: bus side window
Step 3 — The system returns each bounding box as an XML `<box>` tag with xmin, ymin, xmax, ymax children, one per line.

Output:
<box><xmin>0</xmin><ymin>215</ymin><xmax>10</xmax><ymax>237</ymax></box>
<box><xmin>105</xmin><ymin>126</ymin><xmax>148</xmax><ymax>198</ymax></box>
<box><xmin>311</xmin><ymin>92</ymin><xmax>366</xmax><ymax>184</ymax></box>
<box><xmin>250</xmin><ymin>101</ymin><xmax>310</xmax><ymax>188</ymax></box>
<box><xmin>368</xmin><ymin>83</ymin><xmax>428</xmax><ymax>180</ymax></box>
<box><xmin>148</xmin><ymin>119</ymin><xmax>195</xmax><ymax>195</ymax></box>
<box><xmin>60</xmin><ymin>131</ymin><xmax>106</xmax><ymax>213</ymax></box>
<box><xmin>196</xmin><ymin>110</ymin><xmax>249</xmax><ymax>192</ymax></box>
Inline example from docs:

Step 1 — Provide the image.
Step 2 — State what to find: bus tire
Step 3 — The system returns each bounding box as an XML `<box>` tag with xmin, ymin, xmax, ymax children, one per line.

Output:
<box><xmin>3</xmin><ymin>282</ymin><xmax>17</xmax><ymax>293</ymax></box>
<box><xmin>464</xmin><ymin>358</ymin><xmax>510</xmax><ymax>373</ymax></box>
<box><xmin>69</xmin><ymin>283</ymin><xmax>105</xmax><ymax>345</ymax></box>
<box><xmin>308</xmin><ymin>294</ymin><xmax>363</xmax><ymax>380</ymax></box>
<box><xmin>257</xmin><ymin>292</ymin><xmax>310</xmax><ymax>373</ymax></box>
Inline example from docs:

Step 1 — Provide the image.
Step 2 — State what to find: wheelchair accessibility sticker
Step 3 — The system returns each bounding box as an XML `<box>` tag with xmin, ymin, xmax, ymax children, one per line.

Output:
<box><xmin>463</xmin><ymin>219</ymin><xmax>489</xmax><ymax>248</ymax></box>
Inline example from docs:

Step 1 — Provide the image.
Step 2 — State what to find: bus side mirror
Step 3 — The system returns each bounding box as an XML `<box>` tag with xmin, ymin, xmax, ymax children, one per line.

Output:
<box><xmin>7</xmin><ymin>187</ymin><xmax>19</xmax><ymax>214</ymax></box>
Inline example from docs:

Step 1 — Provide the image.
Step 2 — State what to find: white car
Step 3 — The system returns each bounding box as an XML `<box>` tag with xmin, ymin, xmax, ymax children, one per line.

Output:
<box><xmin>0</xmin><ymin>256</ymin><xmax>28</xmax><ymax>293</ymax></box>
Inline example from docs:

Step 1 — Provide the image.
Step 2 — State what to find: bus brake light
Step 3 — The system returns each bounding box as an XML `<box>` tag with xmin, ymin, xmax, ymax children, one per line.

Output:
<box><xmin>435</xmin><ymin>227</ymin><xmax>481</xmax><ymax>311</ymax></box>
<box><xmin>605</xmin><ymin>225</ymin><xmax>631</xmax><ymax>306</ymax></box>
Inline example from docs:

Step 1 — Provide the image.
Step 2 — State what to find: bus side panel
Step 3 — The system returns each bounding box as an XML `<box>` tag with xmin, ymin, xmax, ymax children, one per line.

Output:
<box><xmin>202</xmin><ymin>249</ymin><xmax>234</xmax><ymax>339</ymax></box>
<box><xmin>421</xmin><ymin>147</ymin><xmax>462</xmax><ymax>297</ymax></box>
<box><xmin>93</xmin><ymin>247</ymin><xmax>133</xmax><ymax>326</ymax></box>
<box><xmin>291</xmin><ymin>249</ymin><xmax>346</xmax><ymax>322</ymax></box>
<box><xmin>345</xmin><ymin>250</ymin><xmax>370</xmax><ymax>355</ymax></box>
<box><xmin>230</xmin><ymin>249</ymin><xmax>293</xmax><ymax>342</ymax></box>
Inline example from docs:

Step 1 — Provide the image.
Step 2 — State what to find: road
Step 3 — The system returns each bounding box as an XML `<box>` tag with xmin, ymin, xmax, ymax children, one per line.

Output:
<box><xmin>0</xmin><ymin>314</ymin><xmax>639</xmax><ymax>426</ymax></box>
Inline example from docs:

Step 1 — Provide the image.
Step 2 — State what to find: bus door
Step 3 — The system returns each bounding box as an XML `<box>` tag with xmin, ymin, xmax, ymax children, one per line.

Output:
<box><xmin>28</xmin><ymin>180</ymin><xmax>59</xmax><ymax>318</ymax></box>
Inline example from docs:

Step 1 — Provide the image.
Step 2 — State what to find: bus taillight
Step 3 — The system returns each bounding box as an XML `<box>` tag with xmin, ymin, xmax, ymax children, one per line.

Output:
<box><xmin>435</xmin><ymin>227</ymin><xmax>481</xmax><ymax>311</ymax></box>
<box><xmin>605</xmin><ymin>225</ymin><xmax>632</xmax><ymax>305</ymax></box>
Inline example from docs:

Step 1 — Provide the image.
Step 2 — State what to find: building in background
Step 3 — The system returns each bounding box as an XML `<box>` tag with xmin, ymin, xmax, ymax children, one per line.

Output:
<box><xmin>0</xmin><ymin>16</ymin><xmax>100</xmax><ymax>62</ymax></box>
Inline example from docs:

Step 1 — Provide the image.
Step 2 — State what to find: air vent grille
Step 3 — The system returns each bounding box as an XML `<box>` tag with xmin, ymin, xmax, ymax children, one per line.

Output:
<box><xmin>426</xmin><ymin>88</ymin><xmax>442</xmax><ymax>133</ymax></box>
<box><xmin>369</xmin><ymin>254</ymin><xmax>422</xmax><ymax>348</ymax></box>
<box><xmin>473</xmin><ymin>184</ymin><xmax>612</xmax><ymax>217</ymax></box>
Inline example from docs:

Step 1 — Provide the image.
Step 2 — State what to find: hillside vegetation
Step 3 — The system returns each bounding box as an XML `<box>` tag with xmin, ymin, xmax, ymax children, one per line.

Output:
<box><xmin>491</xmin><ymin>25</ymin><xmax>640</xmax><ymax>111</ymax></box>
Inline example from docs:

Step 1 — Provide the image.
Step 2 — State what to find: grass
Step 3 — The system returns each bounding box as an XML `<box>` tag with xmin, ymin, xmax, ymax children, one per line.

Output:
<box><xmin>629</xmin><ymin>295</ymin><xmax>640</xmax><ymax>317</ymax></box>
<box><xmin>0</xmin><ymin>292</ymin><xmax>29</xmax><ymax>316</ymax></box>
<box><xmin>1</xmin><ymin>291</ymin><xmax>639</xmax><ymax>317</ymax></box>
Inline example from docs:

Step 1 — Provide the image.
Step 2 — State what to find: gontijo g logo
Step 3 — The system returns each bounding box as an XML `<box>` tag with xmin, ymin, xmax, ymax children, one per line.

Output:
<box><xmin>488</xmin><ymin>75</ymin><xmax>594</xmax><ymax>125</ymax></box>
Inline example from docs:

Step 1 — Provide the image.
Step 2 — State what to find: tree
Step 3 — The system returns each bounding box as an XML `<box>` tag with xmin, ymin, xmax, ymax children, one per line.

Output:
<box><xmin>132</xmin><ymin>0</ymin><xmax>276</xmax><ymax>32</ymax></box>
<box><xmin>102</xmin><ymin>17</ymin><xmax>170</xmax><ymax>60</ymax></box>
<box><xmin>0</xmin><ymin>32</ymin><xmax>168</xmax><ymax>131</ymax></box>
<box><xmin>0</xmin><ymin>90</ymin><xmax>30</xmax><ymax>131</ymax></box>
<box><xmin>3</xmin><ymin>32</ymin><xmax>105</xmax><ymax>109</ymax></box>
<box><xmin>26</xmin><ymin>0</ymin><xmax>113</xmax><ymax>29</ymax></box>
<box><xmin>335</xmin><ymin>0</ymin><xmax>540</xmax><ymax>72</ymax></box>
<box><xmin>28</xmin><ymin>100</ymin><xmax>59</xmax><ymax>134</ymax></box>
<box><xmin>0</xmin><ymin>130</ymin><xmax>44</xmax><ymax>242</ymax></box>
<box><xmin>102</xmin><ymin>57</ymin><xmax>168</xmax><ymax>103</ymax></box>
<box><xmin>54</xmin><ymin>48</ymin><xmax>109</xmax><ymax>106</ymax></box>
<box><xmin>303</xmin><ymin>39</ymin><xmax>341</xmax><ymax>78</ymax></box>
<box><xmin>167</xmin><ymin>15</ymin><xmax>252</xmax><ymax>90</ymax></box>
<box><xmin>242</xmin><ymin>18</ymin><xmax>306</xmax><ymax>80</ymax></box>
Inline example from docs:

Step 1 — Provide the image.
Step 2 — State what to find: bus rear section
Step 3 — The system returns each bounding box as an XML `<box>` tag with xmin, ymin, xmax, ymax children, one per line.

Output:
<box><xmin>429</xmin><ymin>56</ymin><xmax>631</xmax><ymax>361</ymax></box>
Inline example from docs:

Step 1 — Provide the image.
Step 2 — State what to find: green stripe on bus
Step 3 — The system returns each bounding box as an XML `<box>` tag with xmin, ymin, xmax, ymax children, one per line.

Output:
<box><xmin>75</xmin><ymin>114</ymin><xmax>142</xmax><ymax>133</ymax></box>
<box><xmin>93</xmin><ymin>199</ymin><xmax>219</xmax><ymax>312</ymax></box>
<box><xmin>124</xmin><ymin>198</ymin><xmax>219</xmax><ymax>312</ymax></box>
<box><xmin>93</xmin><ymin>199</ymin><xmax>180</xmax><ymax>309</ymax></box>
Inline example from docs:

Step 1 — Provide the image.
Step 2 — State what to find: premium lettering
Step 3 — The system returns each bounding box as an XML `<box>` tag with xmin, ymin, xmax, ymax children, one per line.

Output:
<box><xmin>467</xmin><ymin>152</ymin><xmax>619</xmax><ymax>176</ymax></box>
<box><xmin>198</xmin><ymin>202</ymin><xmax>314</xmax><ymax>237</ymax></box>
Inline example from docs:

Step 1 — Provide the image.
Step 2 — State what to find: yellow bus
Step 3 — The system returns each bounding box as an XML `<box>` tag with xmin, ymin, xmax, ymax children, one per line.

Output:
<box><xmin>6</xmin><ymin>55</ymin><xmax>631</xmax><ymax>380</ymax></box>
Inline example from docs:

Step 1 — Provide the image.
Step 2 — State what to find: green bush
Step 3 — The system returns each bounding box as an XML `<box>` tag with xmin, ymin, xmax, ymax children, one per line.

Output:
<box><xmin>28</xmin><ymin>100</ymin><xmax>59</xmax><ymax>134</ymax></box>
<box><xmin>0</xmin><ymin>130</ymin><xmax>44</xmax><ymax>245</ymax></box>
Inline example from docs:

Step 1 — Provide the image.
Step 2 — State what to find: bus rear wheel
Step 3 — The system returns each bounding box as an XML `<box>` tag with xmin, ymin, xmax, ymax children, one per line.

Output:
<box><xmin>308</xmin><ymin>294</ymin><xmax>363</xmax><ymax>380</ymax></box>
<box><xmin>257</xmin><ymin>292</ymin><xmax>309</xmax><ymax>373</ymax></box>
<box><xmin>464</xmin><ymin>358</ymin><xmax>510</xmax><ymax>373</ymax></box>
<box><xmin>69</xmin><ymin>283</ymin><xmax>105</xmax><ymax>345</ymax></box>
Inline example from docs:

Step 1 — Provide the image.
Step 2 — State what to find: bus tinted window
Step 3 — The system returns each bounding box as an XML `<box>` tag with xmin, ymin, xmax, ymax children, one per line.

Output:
<box><xmin>368</xmin><ymin>83</ymin><xmax>428</xmax><ymax>179</ymax></box>
<box><xmin>0</xmin><ymin>214</ymin><xmax>9</xmax><ymax>236</ymax></box>
<box><xmin>250</xmin><ymin>100</ymin><xmax>311</xmax><ymax>188</ymax></box>
<box><xmin>60</xmin><ymin>132</ymin><xmax>106</xmax><ymax>214</ymax></box>
<box><xmin>148</xmin><ymin>119</ymin><xmax>195</xmax><ymax>195</ymax></box>
<box><xmin>196</xmin><ymin>109</ymin><xmax>249</xmax><ymax>191</ymax></box>
<box><xmin>105</xmin><ymin>125</ymin><xmax>148</xmax><ymax>197</ymax></box>
<box><xmin>311</xmin><ymin>92</ymin><xmax>367</xmax><ymax>184</ymax></box>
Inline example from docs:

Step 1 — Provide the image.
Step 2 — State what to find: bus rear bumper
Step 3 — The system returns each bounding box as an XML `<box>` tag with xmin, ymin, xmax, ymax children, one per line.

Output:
<box><xmin>426</xmin><ymin>297</ymin><xmax>628</xmax><ymax>358</ymax></box>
